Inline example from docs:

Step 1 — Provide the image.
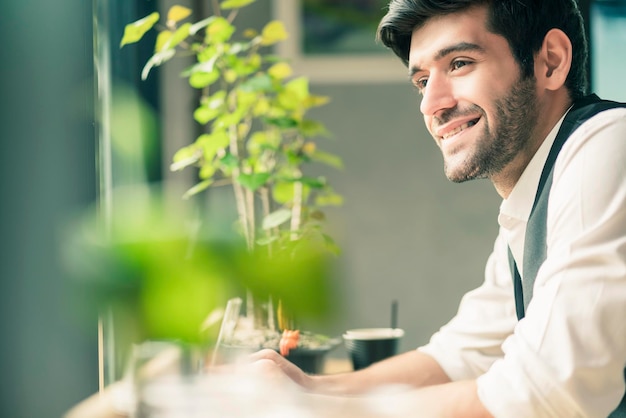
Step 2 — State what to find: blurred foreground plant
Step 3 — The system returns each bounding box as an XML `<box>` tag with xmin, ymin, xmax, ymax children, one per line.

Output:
<box><xmin>63</xmin><ymin>187</ymin><xmax>336</xmax><ymax>351</ymax></box>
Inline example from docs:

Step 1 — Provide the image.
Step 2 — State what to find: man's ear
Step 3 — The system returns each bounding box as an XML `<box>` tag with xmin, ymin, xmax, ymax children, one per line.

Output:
<box><xmin>535</xmin><ymin>28</ymin><xmax>572</xmax><ymax>91</ymax></box>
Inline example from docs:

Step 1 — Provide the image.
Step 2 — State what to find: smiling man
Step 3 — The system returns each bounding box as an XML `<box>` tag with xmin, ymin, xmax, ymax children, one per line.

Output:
<box><xmin>252</xmin><ymin>1</ymin><xmax>626</xmax><ymax>416</ymax></box>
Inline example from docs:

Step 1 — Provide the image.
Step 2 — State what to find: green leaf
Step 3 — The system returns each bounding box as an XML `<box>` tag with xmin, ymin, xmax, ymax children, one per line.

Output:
<box><xmin>141</xmin><ymin>49</ymin><xmax>176</xmax><ymax>80</ymax></box>
<box><xmin>198</xmin><ymin>131</ymin><xmax>230</xmax><ymax>161</ymax></box>
<box><xmin>268</xmin><ymin>62</ymin><xmax>292</xmax><ymax>80</ymax></box>
<box><xmin>120</xmin><ymin>12</ymin><xmax>160</xmax><ymax>47</ymax></box>
<box><xmin>199</xmin><ymin>164</ymin><xmax>216</xmax><ymax>179</ymax></box>
<box><xmin>271</xmin><ymin>181</ymin><xmax>311</xmax><ymax>204</ymax></box>
<box><xmin>271</xmin><ymin>181</ymin><xmax>295</xmax><ymax>204</ymax></box>
<box><xmin>182</xmin><ymin>180</ymin><xmax>214</xmax><ymax>199</ymax></box>
<box><xmin>189</xmin><ymin>16</ymin><xmax>216</xmax><ymax>35</ymax></box>
<box><xmin>220</xmin><ymin>0</ymin><xmax>256</xmax><ymax>10</ymax></box>
<box><xmin>155</xmin><ymin>31</ymin><xmax>173</xmax><ymax>52</ymax></box>
<box><xmin>299</xmin><ymin>176</ymin><xmax>326</xmax><ymax>189</ymax></box>
<box><xmin>219</xmin><ymin>153</ymin><xmax>238</xmax><ymax>169</ymax></box>
<box><xmin>299</xmin><ymin>119</ymin><xmax>330</xmax><ymax>138</ymax></box>
<box><xmin>309</xmin><ymin>150</ymin><xmax>343</xmax><ymax>169</ymax></box>
<box><xmin>322</xmin><ymin>233</ymin><xmax>342</xmax><ymax>256</ymax></box>
<box><xmin>170</xmin><ymin>146</ymin><xmax>201</xmax><ymax>171</ymax></box>
<box><xmin>304</xmin><ymin>94</ymin><xmax>331</xmax><ymax>108</ymax></box>
<box><xmin>167</xmin><ymin>5</ymin><xmax>192</xmax><ymax>23</ymax></box>
<box><xmin>206</xmin><ymin>16</ymin><xmax>235</xmax><ymax>44</ymax></box>
<box><xmin>168</xmin><ymin>22</ymin><xmax>192</xmax><ymax>49</ymax></box>
<box><xmin>262</xmin><ymin>209</ymin><xmax>292</xmax><ymax>230</ymax></box>
<box><xmin>264</xmin><ymin>116</ymin><xmax>298</xmax><ymax>129</ymax></box>
<box><xmin>236</xmin><ymin>172</ymin><xmax>271</xmax><ymax>191</ymax></box>
<box><xmin>189</xmin><ymin>70</ymin><xmax>220</xmax><ymax>89</ymax></box>
<box><xmin>193</xmin><ymin>106</ymin><xmax>220</xmax><ymax>125</ymax></box>
<box><xmin>181</xmin><ymin>55</ymin><xmax>218</xmax><ymax>77</ymax></box>
<box><xmin>260</xmin><ymin>20</ymin><xmax>288</xmax><ymax>46</ymax></box>
<box><xmin>285</xmin><ymin>76</ymin><xmax>309</xmax><ymax>100</ymax></box>
<box><xmin>239</xmin><ymin>74</ymin><xmax>273</xmax><ymax>92</ymax></box>
<box><xmin>315</xmin><ymin>192</ymin><xmax>344</xmax><ymax>207</ymax></box>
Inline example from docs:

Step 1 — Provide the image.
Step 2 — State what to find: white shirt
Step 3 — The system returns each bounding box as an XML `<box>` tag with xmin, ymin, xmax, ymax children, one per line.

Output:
<box><xmin>418</xmin><ymin>105</ymin><xmax>626</xmax><ymax>417</ymax></box>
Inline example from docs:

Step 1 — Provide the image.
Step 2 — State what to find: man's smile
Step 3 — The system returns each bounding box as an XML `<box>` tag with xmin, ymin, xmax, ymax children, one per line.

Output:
<box><xmin>434</xmin><ymin>115</ymin><xmax>482</xmax><ymax>142</ymax></box>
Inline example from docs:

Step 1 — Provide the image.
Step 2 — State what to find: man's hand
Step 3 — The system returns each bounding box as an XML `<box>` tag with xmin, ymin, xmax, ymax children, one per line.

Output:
<box><xmin>247</xmin><ymin>348</ymin><xmax>314</xmax><ymax>389</ymax></box>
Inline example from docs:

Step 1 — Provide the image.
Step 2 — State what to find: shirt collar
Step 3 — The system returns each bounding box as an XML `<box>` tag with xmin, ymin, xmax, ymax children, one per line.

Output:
<box><xmin>498</xmin><ymin>111</ymin><xmax>568</xmax><ymax>228</ymax></box>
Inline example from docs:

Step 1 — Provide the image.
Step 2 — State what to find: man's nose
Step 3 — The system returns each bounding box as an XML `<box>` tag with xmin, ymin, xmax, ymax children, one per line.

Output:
<box><xmin>419</xmin><ymin>74</ymin><xmax>456</xmax><ymax>117</ymax></box>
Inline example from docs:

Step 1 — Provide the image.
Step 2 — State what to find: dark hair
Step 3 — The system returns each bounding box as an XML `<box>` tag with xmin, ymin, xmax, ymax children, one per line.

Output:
<box><xmin>377</xmin><ymin>0</ymin><xmax>589</xmax><ymax>99</ymax></box>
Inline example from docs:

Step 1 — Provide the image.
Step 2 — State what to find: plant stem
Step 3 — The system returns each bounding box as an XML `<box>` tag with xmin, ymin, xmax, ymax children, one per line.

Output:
<box><xmin>260</xmin><ymin>187</ymin><xmax>274</xmax><ymax>257</ymax></box>
<box><xmin>228</xmin><ymin>125</ymin><xmax>251</xmax><ymax>250</ymax></box>
<box><xmin>290</xmin><ymin>179</ymin><xmax>303</xmax><ymax>241</ymax></box>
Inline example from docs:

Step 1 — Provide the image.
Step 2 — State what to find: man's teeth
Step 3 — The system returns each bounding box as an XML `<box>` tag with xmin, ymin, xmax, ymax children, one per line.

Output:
<box><xmin>442</xmin><ymin>119</ymin><xmax>478</xmax><ymax>140</ymax></box>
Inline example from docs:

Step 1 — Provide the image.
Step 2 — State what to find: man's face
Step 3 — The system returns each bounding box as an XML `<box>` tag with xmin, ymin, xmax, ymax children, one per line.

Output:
<box><xmin>408</xmin><ymin>6</ymin><xmax>539</xmax><ymax>184</ymax></box>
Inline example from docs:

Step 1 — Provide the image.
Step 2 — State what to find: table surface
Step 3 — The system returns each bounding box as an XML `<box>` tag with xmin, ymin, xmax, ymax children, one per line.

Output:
<box><xmin>64</xmin><ymin>357</ymin><xmax>352</xmax><ymax>418</ymax></box>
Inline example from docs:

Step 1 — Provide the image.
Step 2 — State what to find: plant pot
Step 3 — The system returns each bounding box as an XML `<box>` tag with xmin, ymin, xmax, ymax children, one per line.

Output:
<box><xmin>284</xmin><ymin>345</ymin><xmax>337</xmax><ymax>374</ymax></box>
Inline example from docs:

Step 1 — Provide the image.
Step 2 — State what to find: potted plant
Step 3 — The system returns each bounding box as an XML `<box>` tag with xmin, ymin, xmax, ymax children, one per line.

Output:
<box><xmin>119</xmin><ymin>0</ymin><xmax>344</xmax><ymax>372</ymax></box>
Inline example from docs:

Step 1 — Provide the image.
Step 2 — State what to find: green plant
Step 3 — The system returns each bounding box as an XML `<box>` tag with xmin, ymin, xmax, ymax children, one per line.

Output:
<box><xmin>120</xmin><ymin>1</ymin><xmax>343</xmax><ymax>338</ymax></box>
<box><xmin>121</xmin><ymin>1</ymin><xmax>342</xmax><ymax>253</ymax></box>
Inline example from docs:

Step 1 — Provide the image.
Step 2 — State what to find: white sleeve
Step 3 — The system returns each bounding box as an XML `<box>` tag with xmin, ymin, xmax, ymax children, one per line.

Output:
<box><xmin>418</xmin><ymin>228</ymin><xmax>517</xmax><ymax>381</ymax></box>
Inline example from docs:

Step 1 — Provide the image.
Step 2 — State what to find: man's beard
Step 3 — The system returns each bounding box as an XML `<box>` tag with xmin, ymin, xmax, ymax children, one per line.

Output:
<box><xmin>442</xmin><ymin>75</ymin><xmax>539</xmax><ymax>183</ymax></box>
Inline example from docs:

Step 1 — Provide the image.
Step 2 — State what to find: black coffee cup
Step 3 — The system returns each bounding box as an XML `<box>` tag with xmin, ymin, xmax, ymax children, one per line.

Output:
<box><xmin>343</xmin><ymin>328</ymin><xmax>404</xmax><ymax>370</ymax></box>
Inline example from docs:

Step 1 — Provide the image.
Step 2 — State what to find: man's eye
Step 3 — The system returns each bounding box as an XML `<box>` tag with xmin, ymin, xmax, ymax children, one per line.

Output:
<box><xmin>415</xmin><ymin>78</ymin><xmax>428</xmax><ymax>93</ymax></box>
<box><xmin>452</xmin><ymin>60</ymin><xmax>470</xmax><ymax>70</ymax></box>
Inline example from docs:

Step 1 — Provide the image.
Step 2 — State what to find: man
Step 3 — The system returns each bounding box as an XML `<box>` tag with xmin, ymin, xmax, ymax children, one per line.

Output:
<box><xmin>252</xmin><ymin>0</ymin><xmax>626</xmax><ymax>416</ymax></box>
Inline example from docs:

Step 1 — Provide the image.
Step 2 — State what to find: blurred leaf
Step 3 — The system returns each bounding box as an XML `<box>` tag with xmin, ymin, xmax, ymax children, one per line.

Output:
<box><xmin>221</xmin><ymin>0</ymin><xmax>256</xmax><ymax>9</ymax></box>
<box><xmin>262</xmin><ymin>209</ymin><xmax>292</xmax><ymax>230</ymax></box>
<box><xmin>264</xmin><ymin>116</ymin><xmax>298</xmax><ymax>129</ymax></box>
<box><xmin>168</xmin><ymin>22</ymin><xmax>192</xmax><ymax>48</ymax></box>
<box><xmin>272</xmin><ymin>181</ymin><xmax>311</xmax><ymax>204</ymax></box>
<box><xmin>182</xmin><ymin>55</ymin><xmax>219</xmax><ymax>76</ymax></box>
<box><xmin>189</xmin><ymin>16</ymin><xmax>216</xmax><ymax>35</ymax></box>
<box><xmin>171</xmin><ymin>145</ymin><xmax>201</xmax><ymax>171</ymax></box>
<box><xmin>315</xmin><ymin>192</ymin><xmax>344</xmax><ymax>207</ymax></box>
<box><xmin>182</xmin><ymin>179</ymin><xmax>214</xmax><ymax>199</ymax></box>
<box><xmin>239</xmin><ymin>74</ymin><xmax>273</xmax><ymax>92</ymax></box>
<box><xmin>285</xmin><ymin>76</ymin><xmax>309</xmax><ymax>100</ymax></box>
<box><xmin>120</xmin><ymin>12</ymin><xmax>160</xmax><ymax>47</ymax></box>
<box><xmin>260</xmin><ymin>20</ymin><xmax>288</xmax><ymax>46</ymax></box>
<box><xmin>304</xmin><ymin>94</ymin><xmax>330</xmax><ymax>108</ymax></box>
<box><xmin>141</xmin><ymin>49</ymin><xmax>176</xmax><ymax>80</ymax></box>
<box><xmin>300</xmin><ymin>119</ymin><xmax>330</xmax><ymax>138</ymax></box>
<box><xmin>155</xmin><ymin>31</ymin><xmax>173</xmax><ymax>52</ymax></box>
<box><xmin>167</xmin><ymin>5</ymin><xmax>192</xmax><ymax>23</ymax></box>
<box><xmin>198</xmin><ymin>131</ymin><xmax>230</xmax><ymax>161</ymax></box>
<box><xmin>299</xmin><ymin>176</ymin><xmax>326</xmax><ymax>189</ymax></box>
<box><xmin>322</xmin><ymin>234</ymin><xmax>342</xmax><ymax>256</ymax></box>
<box><xmin>189</xmin><ymin>70</ymin><xmax>220</xmax><ymax>89</ymax></box>
<box><xmin>194</xmin><ymin>106</ymin><xmax>219</xmax><ymax>125</ymax></box>
<box><xmin>219</xmin><ymin>153</ymin><xmax>238</xmax><ymax>169</ymax></box>
<box><xmin>236</xmin><ymin>172</ymin><xmax>271</xmax><ymax>191</ymax></box>
<box><xmin>206</xmin><ymin>16</ymin><xmax>235</xmax><ymax>44</ymax></box>
<box><xmin>271</xmin><ymin>181</ymin><xmax>294</xmax><ymax>204</ymax></box>
<box><xmin>268</xmin><ymin>62</ymin><xmax>292</xmax><ymax>80</ymax></box>
<box><xmin>309</xmin><ymin>150</ymin><xmax>343</xmax><ymax>169</ymax></box>
<box><xmin>199</xmin><ymin>164</ymin><xmax>217</xmax><ymax>180</ymax></box>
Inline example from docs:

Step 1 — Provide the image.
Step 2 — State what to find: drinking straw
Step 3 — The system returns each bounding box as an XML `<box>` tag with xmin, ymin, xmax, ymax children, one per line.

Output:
<box><xmin>391</xmin><ymin>299</ymin><xmax>398</xmax><ymax>329</ymax></box>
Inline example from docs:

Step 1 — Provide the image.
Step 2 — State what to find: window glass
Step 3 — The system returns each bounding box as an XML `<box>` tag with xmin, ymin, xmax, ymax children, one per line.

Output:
<box><xmin>591</xmin><ymin>0</ymin><xmax>626</xmax><ymax>101</ymax></box>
